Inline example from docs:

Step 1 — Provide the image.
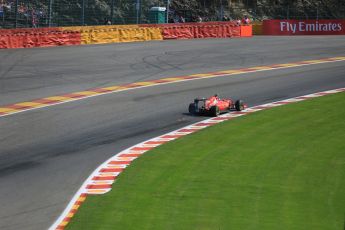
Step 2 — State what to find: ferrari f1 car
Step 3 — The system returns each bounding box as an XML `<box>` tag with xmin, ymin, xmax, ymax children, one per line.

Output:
<box><xmin>188</xmin><ymin>94</ymin><xmax>245</xmax><ymax>117</ymax></box>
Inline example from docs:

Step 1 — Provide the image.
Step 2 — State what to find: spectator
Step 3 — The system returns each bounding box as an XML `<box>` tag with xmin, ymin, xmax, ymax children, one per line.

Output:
<box><xmin>173</xmin><ymin>15</ymin><xmax>179</xmax><ymax>23</ymax></box>
<box><xmin>31</xmin><ymin>10</ymin><xmax>38</xmax><ymax>28</ymax></box>
<box><xmin>4</xmin><ymin>1</ymin><xmax>12</xmax><ymax>11</ymax></box>
<box><xmin>236</xmin><ymin>18</ymin><xmax>241</xmax><ymax>26</ymax></box>
<box><xmin>222</xmin><ymin>15</ymin><xmax>230</xmax><ymax>21</ymax></box>
<box><xmin>168</xmin><ymin>15</ymin><xmax>174</xmax><ymax>23</ymax></box>
<box><xmin>196</xmin><ymin>15</ymin><xmax>202</xmax><ymax>23</ymax></box>
<box><xmin>242</xmin><ymin>15</ymin><xmax>251</xmax><ymax>25</ymax></box>
<box><xmin>179</xmin><ymin>15</ymin><xmax>185</xmax><ymax>23</ymax></box>
<box><xmin>104</xmin><ymin>18</ymin><xmax>111</xmax><ymax>25</ymax></box>
<box><xmin>18</xmin><ymin>3</ymin><xmax>26</xmax><ymax>14</ymax></box>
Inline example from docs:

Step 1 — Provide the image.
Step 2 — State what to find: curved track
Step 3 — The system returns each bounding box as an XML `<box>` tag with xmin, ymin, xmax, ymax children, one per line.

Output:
<box><xmin>0</xmin><ymin>36</ymin><xmax>344</xmax><ymax>230</ymax></box>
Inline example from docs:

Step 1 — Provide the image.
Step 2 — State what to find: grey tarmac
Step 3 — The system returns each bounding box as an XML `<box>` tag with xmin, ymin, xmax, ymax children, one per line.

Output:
<box><xmin>0</xmin><ymin>36</ymin><xmax>344</xmax><ymax>230</ymax></box>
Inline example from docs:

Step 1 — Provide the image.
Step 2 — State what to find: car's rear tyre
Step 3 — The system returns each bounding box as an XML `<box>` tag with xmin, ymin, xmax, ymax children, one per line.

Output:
<box><xmin>189</xmin><ymin>103</ymin><xmax>196</xmax><ymax>114</ymax></box>
<box><xmin>210</xmin><ymin>106</ymin><xmax>220</xmax><ymax>117</ymax></box>
<box><xmin>235</xmin><ymin>100</ymin><xmax>244</xmax><ymax>111</ymax></box>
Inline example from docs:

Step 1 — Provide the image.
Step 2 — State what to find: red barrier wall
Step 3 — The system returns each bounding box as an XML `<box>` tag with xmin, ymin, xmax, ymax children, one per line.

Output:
<box><xmin>263</xmin><ymin>19</ymin><xmax>345</xmax><ymax>35</ymax></box>
<box><xmin>0</xmin><ymin>31</ymin><xmax>81</xmax><ymax>49</ymax></box>
<box><xmin>0</xmin><ymin>22</ymin><xmax>251</xmax><ymax>49</ymax></box>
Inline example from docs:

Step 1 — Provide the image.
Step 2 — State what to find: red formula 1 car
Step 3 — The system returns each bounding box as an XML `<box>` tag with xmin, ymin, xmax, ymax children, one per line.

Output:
<box><xmin>188</xmin><ymin>94</ymin><xmax>245</xmax><ymax>117</ymax></box>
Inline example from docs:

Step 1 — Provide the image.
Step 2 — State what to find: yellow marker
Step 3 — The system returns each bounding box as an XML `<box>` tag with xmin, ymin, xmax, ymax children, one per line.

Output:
<box><xmin>227</xmin><ymin>71</ymin><xmax>246</xmax><ymax>74</ymax></box>
<box><xmin>0</xmin><ymin>108</ymin><xmax>18</xmax><ymax>113</ymax></box>
<box><xmin>217</xmin><ymin>70</ymin><xmax>244</xmax><ymax>74</ymax></box>
<box><xmin>307</xmin><ymin>60</ymin><xmax>327</xmax><ymax>64</ymax></box>
<box><xmin>131</xmin><ymin>82</ymin><xmax>156</xmax><ymax>86</ymax></box>
<box><xmin>73</xmin><ymin>91</ymin><xmax>99</xmax><ymax>96</ymax></box>
<box><xmin>250</xmin><ymin>66</ymin><xmax>272</xmax><ymax>70</ymax></box>
<box><xmin>45</xmin><ymin>96</ymin><xmax>73</xmax><ymax>101</ymax></box>
<box><xmin>278</xmin><ymin>63</ymin><xmax>299</xmax><ymax>67</ymax></box>
<box><xmin>161</xmin><ymin>77</ymin><xmax>183</xmax><ymax>82</ymax></box>
<box><xmin>16</xmin><ymin>102</ymin><xmax>44</xmax><ymax>107</ymax></box>
<box><xmin>60</xmin><ymin>221</ymin><xmax>69</xmax><ymax>226</ymax></box>
<box><xmin>72</xmin><ymin>205</ymin><xmax>80</xmax><ymax>210</ymax></box>
<box><xmin>190</xmin><ymin>73</ymin><xmax>212</xmax><ymax>77</ymax></box>
<box><xmin>329</xmin><ymin>57</ymin><xmax>345</xmax><ymax>60</ymax></box>
<box><xmin>78</xmin><ymin>196</ymin><xmax>86</xmax><ymax>202</ymax></box>
<box><xmin>303</xmin><ymin>60</ymin><xmax>326</xmax><ymax>64</ymax></box>
<box><xmin>104</xmin><ymin>86</ymin><xmax>128</xmax><ymax>91</ymax></box>
<box><xmin>101</xmin><ymin>86</ymin><xmax>122</xmax><ymax>91</ymax></box>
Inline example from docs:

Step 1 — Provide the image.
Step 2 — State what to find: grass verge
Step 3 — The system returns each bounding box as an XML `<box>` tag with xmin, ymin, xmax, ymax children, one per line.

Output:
<box><xmin>67</xmin><ymin>92</ymin><xmax>345</xmax><ymax>230</ymax></box>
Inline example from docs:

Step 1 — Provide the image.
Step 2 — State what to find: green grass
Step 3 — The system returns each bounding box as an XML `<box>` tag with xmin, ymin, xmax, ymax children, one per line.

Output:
<box><xmin>67</xmin><ymin>92</ymin><xmax>345</xmax><ymax>230</ymax></box>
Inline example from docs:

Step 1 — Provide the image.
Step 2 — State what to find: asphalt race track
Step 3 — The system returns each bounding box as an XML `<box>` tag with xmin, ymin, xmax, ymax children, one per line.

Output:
<box><xmin>0</xmin><ymin>36</ymin><xmax>344</xmax><ymax>230</ymax></box>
